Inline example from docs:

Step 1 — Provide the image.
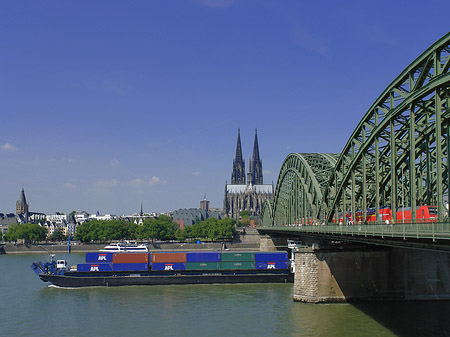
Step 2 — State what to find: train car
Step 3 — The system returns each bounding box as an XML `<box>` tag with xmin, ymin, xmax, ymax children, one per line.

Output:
<box><xmin>353</xmin><ymin>205</ymin><xmax>437</xmax><ymax>223</ymax></box>
<box><xmin>355</xmin><ymin>207</ymin><xmax>391</xmax><ymax>223</ymax></box>
<box><xmin>332</xmin><ymin>212</ymin><xmax>352</xmax><ymax>224</ymax></box>
<box><xmin>395</xmin><ymin>205</ymin><xmax>438</xmax><ymax>223</ymax></box>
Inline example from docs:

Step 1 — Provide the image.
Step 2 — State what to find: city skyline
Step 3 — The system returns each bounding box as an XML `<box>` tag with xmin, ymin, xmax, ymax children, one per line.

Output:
<box><xmin>2</xmin><ymin>1</ymin><xmax>450</xmax><ymax>214</ymax></box>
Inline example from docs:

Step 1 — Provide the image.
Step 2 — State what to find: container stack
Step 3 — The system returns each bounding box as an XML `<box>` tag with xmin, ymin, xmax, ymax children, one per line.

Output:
<box><xmin>112</xmin><ymin>253</ymin><xmax>149</xmax><ymax>272</ymax></box>
<box><xmin>77</xmin><ymin>252</ymin><xmax>114</xmax><ymax>272</ymax></box>
<box><xmin>220</xmin><ymin>252</ymin><xmax>255</xmax><ymax>270</ymax></box>
<box><xmin>151</xmin><ymin>252</ymin><xmax>187</xmax><ymax>271</ymax></box>
<box><xmin>77</xmin><ymin>251</ymin><xmax>289</xmax><ymax>272</ymax></box>
<box><xmin>254</xmin><ymin>252</ymin><xmax>289</xmax><ymax>270</ymax></box>
<box><xmin>77</xmin><ymin>252</ymin><xmax>149</xmax><ymax>272</ymax></box>
<box><xmin>186</xmin><ymin>252</ymin><xmax>221</xmax><ymax>270</ymax></box>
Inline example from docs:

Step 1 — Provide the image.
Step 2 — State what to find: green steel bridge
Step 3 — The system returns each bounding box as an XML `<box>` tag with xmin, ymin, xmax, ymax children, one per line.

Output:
<box><xmin>260</xmin><ymin>32</ymin><xmax>450</xmax><ymax>251</ymax></box>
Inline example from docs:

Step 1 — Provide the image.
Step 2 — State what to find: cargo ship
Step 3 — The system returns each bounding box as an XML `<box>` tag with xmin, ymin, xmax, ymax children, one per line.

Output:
<box><xmin>31</xmin><ymin>251</ymin><xmax>293</xmax><ymax>287</ymax></box>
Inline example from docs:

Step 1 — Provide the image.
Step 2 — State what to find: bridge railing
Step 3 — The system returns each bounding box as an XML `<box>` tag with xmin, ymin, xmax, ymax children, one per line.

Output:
<box><xmin>267</xmin><ymin>222</ymin><xmax>450</xmax><ymax>241</ymax></box>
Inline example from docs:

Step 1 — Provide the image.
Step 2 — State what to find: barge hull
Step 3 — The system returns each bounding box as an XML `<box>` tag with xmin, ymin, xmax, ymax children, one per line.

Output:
<box><xmin>39</xmin><ymin>271</ymin><xmax>293</xmax><ymax>287</ymax></box>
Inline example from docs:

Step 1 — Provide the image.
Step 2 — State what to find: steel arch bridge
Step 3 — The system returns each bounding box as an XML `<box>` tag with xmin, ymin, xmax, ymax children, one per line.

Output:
<box><xmin>262</xmin><ymin>32</ymin><xmax>450</xmax><ymax>231</ymax></box>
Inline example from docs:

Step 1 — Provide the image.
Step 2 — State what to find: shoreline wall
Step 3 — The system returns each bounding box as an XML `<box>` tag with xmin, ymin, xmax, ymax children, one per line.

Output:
<box><xmin>0</xmin><ymin>241</ymin><xmax>260</xmax><ymax>254</ymax></box>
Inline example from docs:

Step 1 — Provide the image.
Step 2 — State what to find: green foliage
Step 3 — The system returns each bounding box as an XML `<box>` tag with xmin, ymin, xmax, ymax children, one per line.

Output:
<box><xmin>176</xmin><ymin>218</ymin><xmax>236</xmax><ymax>241</ymax></box>
<box><xmin>141</xmin><ymin>215</ymin><xmax>177</xmax><ymax>241</ymax></box>
<box><xmin>4</xmin><ymin>223</ymin><xmax>47</xmax><ymax>242</ymax></box>
<box><xmin>240</xmin><ymin>210</ymin><xmax>251</xmax><ymax>217</ymax></box>
<box><xmin>74</xmin><ymin>217</ymin><xmax>178</xmax><ymax>243</ymax></box>
<box><xmin>49</xmin><ymin>228</ymin><xmax>67</xmax><ymax>242</ymax></box>
<box><xmin>237</xmin><ymin>211</ymin><xmax>251</xmax><ymax>227</ymax></box>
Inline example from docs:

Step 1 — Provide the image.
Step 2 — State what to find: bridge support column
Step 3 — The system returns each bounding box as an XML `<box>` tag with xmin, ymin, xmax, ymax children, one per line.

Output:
<box><xmin>293</xmin><ymin>246</ymin><xmax>450</xmax><ymax>303</ymax></box>
<box><xmin>259</xmin><ymin>235</ymin><xmax>287</xmax><ymax>251</ymax></box>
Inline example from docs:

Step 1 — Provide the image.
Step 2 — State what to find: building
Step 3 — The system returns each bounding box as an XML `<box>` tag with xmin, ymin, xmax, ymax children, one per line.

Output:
<box><xmin>89</xmin><ymin>211</ymin><xmax>116</xmax><ymax>221</ymax></box>
<box><xmin>29</xmin><ymin>212</ymin><xmax>46</xmax><ymax>223</ymax></box>
<box><xmin>46</xmin><ymin>213</ymin><xmax>69</xmax><ymax>223</ymax></box>
<box><xmin>65</xmin><ymin>223</ymin><xmax>77</xmax><ymax>237</ymax></box>
<box><xmin>200</xmin><ymin>195</ymin><xmax>210</xmax><ymax>211</ymax></box>
<box><xmin>172</xmin><ymin>196</ymin><xmax>222</xmax><ymax>230</ymax></box>
<box><xmin>16</xmin><ymin>188</ymin><xmax>29</xmax><ymax>221</ymax></box>
<box><xmin>223</xmin><ymin>129</ymin><xmax>274</xmax><ymax>219</ymax></box>
<box><xmin>0</xmin><ymin>213</ymin><xmax>18</xmax><ymax>238</ymax></box>
<box><xmin>73</xmin><ymin>211</ymin><xmax>90</xmax><ymax>224</ymax></box>
<box><xmin>122</xmin><ymin>204</ymin><xmax>157</xmax><ymax>225</ymax></box>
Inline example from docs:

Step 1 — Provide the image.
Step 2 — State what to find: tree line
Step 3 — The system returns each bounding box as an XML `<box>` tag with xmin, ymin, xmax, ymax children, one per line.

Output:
<box><xmin>3</xmin><ymin>223</ymin><xmax>48</xmax><ymax>242</ymax></box>
<box><xmin>2</xmin><ymin>216</ymin><xmax>237</xmax><ymax>243</ymax></box>
<box><xmin>75</xmin><ymin>216</ymin><xmax>236</xmax><ymax>242</ymax></box>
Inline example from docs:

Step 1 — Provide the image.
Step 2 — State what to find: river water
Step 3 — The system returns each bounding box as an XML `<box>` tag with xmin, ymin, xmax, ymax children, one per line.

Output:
<box><xmin>2</xmin><ymin>253</ymin><xmax>450</xmax><ymax>337</ymax></box>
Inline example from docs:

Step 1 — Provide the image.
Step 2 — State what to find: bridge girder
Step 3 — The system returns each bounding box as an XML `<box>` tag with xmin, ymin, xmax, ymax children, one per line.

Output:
<box><xmin>264</xmin><ymin>153</ymin><xmax>338</xmax><ymax>226</ymax></box>
<box><xmin>262</xmin><ymin>32</ymin><xmax>450</xmax><ymax>227</ymax></box>
<box><xmin>324</xmin><ymin>32</ymin><xmax>450</xmax><ymax>224</ymax></box>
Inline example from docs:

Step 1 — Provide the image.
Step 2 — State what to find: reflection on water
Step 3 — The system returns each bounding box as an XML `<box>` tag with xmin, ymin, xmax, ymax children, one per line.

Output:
<box><xmin>2</xmin><ymin>254</ymin><xmax>450</xmax><ymax>336</ymax></box>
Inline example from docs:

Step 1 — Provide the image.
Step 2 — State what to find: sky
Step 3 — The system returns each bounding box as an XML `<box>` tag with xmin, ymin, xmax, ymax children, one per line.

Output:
<box><xmin>1</xmin><ymin>0</ymin><xmax>450</xmax><ymax>215</ymax></box>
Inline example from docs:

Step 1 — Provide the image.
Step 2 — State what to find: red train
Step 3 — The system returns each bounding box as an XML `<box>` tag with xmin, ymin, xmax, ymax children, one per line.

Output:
<box><xmin>332</xmin><ymin>205</ymin><xmax>438</xmax><ymax>224</ymax></box>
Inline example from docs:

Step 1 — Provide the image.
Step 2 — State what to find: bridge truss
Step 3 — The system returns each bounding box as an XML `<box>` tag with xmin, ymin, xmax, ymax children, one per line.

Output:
<box><xmin>262</xmin><ymin>32</ymin><xmax>450</xmax><ymax>227</ymax></box>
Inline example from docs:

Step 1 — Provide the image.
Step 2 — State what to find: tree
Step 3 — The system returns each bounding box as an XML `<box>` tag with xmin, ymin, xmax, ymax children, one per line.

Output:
<box><xmin>49</xmin><ymin>228</ymin><xmax>67</xmax><ymax>241</ymax></box>
<box><xmin>141</xmin><ymin>216</ymin><xmax>178</xmax><ymax>241</ymax></box>
<box><xmin>4</xmin><ymin>223</ymin><xmax>47</xmax><ymax>243</ymax></box>
<box><xmin>237</xmin><ymin>210</ymin><xmax>251</xmax><ymax>227</ymax></box>
<box><xmin>175</xmin><ymin>218</ymin><xmax>236</xmax><ymax>241</ymax></box>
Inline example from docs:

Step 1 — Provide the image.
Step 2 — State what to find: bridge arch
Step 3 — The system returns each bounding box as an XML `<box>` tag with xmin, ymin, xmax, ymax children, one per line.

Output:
<box><xmin>262</xmin><ymin>32</ymin><xmax>450</xmax><ymax>227</ymax></box>
<box><xmin>324</xmin><ymin>32</ymin><xmax>450</xmax><ymax>224</ymax></box>
<box><xmin>266</xmin><ymin>153</ymin><xmax>338</xmax><ymax>226</ymax></box>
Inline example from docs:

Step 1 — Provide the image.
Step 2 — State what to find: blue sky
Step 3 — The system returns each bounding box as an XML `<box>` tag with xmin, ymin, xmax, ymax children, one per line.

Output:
<box><xmin>1</xmin><ymin>0</ymin><xmax>449</xmax><ymax>215</ymax></box>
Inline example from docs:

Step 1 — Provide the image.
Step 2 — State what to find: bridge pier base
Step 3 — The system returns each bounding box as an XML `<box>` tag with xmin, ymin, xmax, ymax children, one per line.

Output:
<box><xmin>293</xmin><ymin>245</ymin><xmax>450</xmax><ymax>303</ymax></box>
<box><xmin>260</xmin><ymin>235</ymin><xmax>287</xmax><ymax>251</ymax></box>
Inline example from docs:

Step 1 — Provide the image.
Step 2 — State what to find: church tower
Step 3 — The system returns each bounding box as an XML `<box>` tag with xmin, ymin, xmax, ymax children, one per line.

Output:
<box><xmin>231</xmin><ymin>129</ymin><xmax>246</xmax><ymax>184</ymax></box>
<box><xmin>248</xmin><ymin>128</ymin><xmax>263</xmax><ymax>185</ymax></box>
<box><xmin>16</xmin><ymin>188</ymin><xmax>29</xmax><ymax>217</ymax></box>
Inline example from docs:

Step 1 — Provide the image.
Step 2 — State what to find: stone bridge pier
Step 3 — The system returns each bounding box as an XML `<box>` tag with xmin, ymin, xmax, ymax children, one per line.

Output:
<box><xmin>293</xmin><ymin>244</ymin><xmax>450</xmax><ymax>303</ymax></box>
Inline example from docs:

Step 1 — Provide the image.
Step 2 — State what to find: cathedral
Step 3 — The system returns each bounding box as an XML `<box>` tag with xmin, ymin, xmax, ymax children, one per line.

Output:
<box><xmin>223</xmin><ymin>129</ymin><xmax>274</xmax><ymax>219</ymax></box>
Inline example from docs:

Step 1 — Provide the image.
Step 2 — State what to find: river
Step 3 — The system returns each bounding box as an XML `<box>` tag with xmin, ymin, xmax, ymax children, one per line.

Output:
<box><xmin>2</xmin><ymin>253</ymin><xmax>450</xmax><ymax>336</ymax></box>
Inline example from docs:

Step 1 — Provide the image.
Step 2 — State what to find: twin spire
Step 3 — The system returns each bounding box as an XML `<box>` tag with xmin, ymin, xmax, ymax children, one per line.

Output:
<box><xmin>231</xmin><ymin>128</ymin><xmax>263</xmax><ymax>185</ymax></box>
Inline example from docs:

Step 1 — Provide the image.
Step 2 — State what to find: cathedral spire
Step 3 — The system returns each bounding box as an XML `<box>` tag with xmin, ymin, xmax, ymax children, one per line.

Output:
<box><xmin>231</xmin><ymin>128</ymin><xmax>246</xmax><ymax>184</ymax></box>
<box><xmin>252</xmin><ymin>128</ymin><xmax>260</xmax><ymax>162</ymax></box>
<box><xmin>235</xmin><ymin>128</ymin><xmax>243</xmax><ymax>162</ymax></box>
<box><xmin>250</xmin><ymin>128</ymin><xmax>263</xmax><ymax>185</ymax></box>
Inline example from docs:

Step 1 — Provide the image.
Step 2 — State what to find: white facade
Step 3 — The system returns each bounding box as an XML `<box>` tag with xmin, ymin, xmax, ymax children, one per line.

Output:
<box><xmin>74</xmin><ymin>213</ymin><xmax>89</xmax><ymax>224</ymax></box>
<box><xmin>89</xmin><ymin>214</ymin><xmax>115</xmax><ymax>221</ymax></box>
<box><xmin>46</xmin><ymin>214</ymin><xmax>69</xmax><ymax>223</ymax></box>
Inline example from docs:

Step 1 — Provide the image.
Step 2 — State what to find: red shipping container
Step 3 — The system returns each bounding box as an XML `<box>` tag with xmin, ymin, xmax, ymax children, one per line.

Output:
<box><xmin>152</xmin><ymin>252</ymin><xmax>186</xmax><ymax>263</ymax></box>
<box><xmin>113</xmin><ymin>253</ymin><xmax>149</xmax><ymax>264</ymax></box>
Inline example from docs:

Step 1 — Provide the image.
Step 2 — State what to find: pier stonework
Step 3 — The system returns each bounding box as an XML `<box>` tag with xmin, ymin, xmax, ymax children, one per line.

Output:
<box><xmin>259</xmin><ymin>235</ymin><xmax>287</xmax><ymax>252</ymax></box>
<box><xmin>293</xmin><ymin>246</ymin><xmax>450</xmax><ymax>303</ymax></box>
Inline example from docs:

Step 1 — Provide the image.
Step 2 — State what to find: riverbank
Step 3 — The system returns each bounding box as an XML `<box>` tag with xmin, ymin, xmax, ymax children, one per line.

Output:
<box><xmin>0</xmin><ymin>241</ymin><xmax>260</xmax><ymax>254</ymax></box>
<box><xmin>1</xmin><ymin>227</ymin><xmax>263</xmax><ymax>254</ymax></box>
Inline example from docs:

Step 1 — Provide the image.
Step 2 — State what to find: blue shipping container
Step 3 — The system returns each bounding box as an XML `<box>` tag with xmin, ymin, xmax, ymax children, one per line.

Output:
<box><xmin>254</xmin><ymin>252</ymin><xmax>288</xmax><ymax>262</ymax></box>
<box><xmin>255</xmin><ymin>261</ymin><xmax>289</xmax><ymax>270</ymax></box>
<box><xmin>151</xmin><ymin>262</ymin><xmax>186</xmax><ymax>271</ymax></box>
<box><xmin>112</xmin><ymin>263</ymin><xmax>149</xmax><ymax>272</ymax></box>
<box><xmin>77</xmin><ymin>263</ymin><xmax>113</xmax><ymax>272</ymax></box>
<box><xmin>186</xmin><ymin>252</ymin><xmax>221</xmax><ymax>262</ymax></box>
<box><xmin>85</xmin><ymin>252</ymin><xmax>113</xmax><ymax>262</ymax></box>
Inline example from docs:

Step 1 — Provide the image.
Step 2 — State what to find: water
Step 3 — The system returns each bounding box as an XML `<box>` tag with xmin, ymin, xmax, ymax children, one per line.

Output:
<box><xmin>2</xmin><ymin>253</ymin><xmax>450</xmax><ymax>337</ymax></box>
